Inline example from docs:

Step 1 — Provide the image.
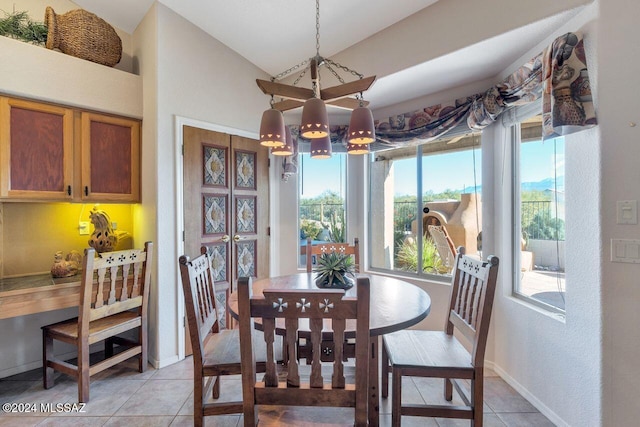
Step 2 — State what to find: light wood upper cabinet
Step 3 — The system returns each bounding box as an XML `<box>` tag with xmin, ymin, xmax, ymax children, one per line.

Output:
<box><xmin>0</xmin><ymin>97</ymin><xmax>141</xmax><ymax>203</ymax></box>
<box><xmin>0</xmin><ymin>97</ymin><xmax>75</xmax><ymax>200</ymax></box>
<box><xmin>80</xmin><ymin>112</ymin><xmax>141</xmax><ymax>202</ymax></box>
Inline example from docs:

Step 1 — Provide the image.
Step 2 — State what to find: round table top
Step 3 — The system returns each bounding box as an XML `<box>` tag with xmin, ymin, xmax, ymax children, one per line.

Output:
<box><xmin>228</xmin><ymin>272</ymin><xmax>431</xmax><ymax>336</ymax></box>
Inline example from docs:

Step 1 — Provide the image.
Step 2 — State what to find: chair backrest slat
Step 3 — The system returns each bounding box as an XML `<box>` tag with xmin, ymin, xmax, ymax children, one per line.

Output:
<box><xmin>81</xmin><ymin>243</ymin><xmax>152</xmax><ymax>325</ymax></box>
<box><xmin>238</xmin><ymin>276</ymin><xmax>370</xmax><ymax>425</ymax></box>
<box><xmin>446</xmin><ymin>246</ymin><xmax>499</xmax><ymax>367</ymax></box>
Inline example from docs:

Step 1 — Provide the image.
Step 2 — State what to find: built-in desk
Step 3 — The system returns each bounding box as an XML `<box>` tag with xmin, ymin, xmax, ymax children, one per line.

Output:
<box><xmin>0</xmin><ymin>274</ymin><xmax>81</xmax><ymax>319</ymax></box>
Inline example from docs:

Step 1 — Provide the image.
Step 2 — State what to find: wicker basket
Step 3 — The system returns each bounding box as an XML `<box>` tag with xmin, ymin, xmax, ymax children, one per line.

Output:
<box><xmin>45</xmin><ymin>6</ymin><xmax>122</xmax><ymax>67</ymax></box>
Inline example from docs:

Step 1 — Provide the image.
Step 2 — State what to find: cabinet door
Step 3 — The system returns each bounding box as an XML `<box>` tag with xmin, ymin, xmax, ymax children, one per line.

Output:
<box><xmin>0</xmin><ymin>97</ymin><xmax>74</xmax><ymax>200</ymax></box>
<box><xmin>80</xmin><ymin>112</ymin><xmax>141</xmax><ymax>202</ymax></box>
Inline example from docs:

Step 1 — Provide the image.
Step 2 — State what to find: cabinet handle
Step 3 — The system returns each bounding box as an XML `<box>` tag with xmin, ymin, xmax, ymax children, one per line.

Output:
<box><xmin>67</xmin><ymin>185</ymin><xmax>71</xmax><ymax>196</ymax></box>
<box><xmin>84</xmin><ymin>186</ymin><xmax>89</xmax><ymax>196</ymax></box>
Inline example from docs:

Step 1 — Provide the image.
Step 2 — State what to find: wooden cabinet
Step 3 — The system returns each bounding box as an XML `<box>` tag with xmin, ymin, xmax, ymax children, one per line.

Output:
<box><xmin>0</xmin><ymin>96</ymin><xmax>141</xmax><ymax>202</ymax></box>
<box><xmin>0</xmin><ymin>97</ymin><xmax>75</xmax><ymax>200</ymax></box>
<box><xmin>80</xmin><ymin>112</ymin><xmax>140</xmax><ymax>202</ymax></box>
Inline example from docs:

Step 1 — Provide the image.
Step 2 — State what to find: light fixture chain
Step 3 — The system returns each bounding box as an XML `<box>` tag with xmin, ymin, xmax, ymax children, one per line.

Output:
<box><xmin>272</xmin><ymin>58</ymin><xmax>310</xmax><ymax>81</ymax></box>
<box><xmin>292</xmin><ymin>62</ymin><xmax>311</xmax><ymax>86</ymax></box>
<box><xmin>324</xmin><ymin>62</ymin><xmax>346</xmax><ymax>85</ymax></box>
<box><xmin>323</xmin><ymin>58</ymin><xmax>364</xmax><ymax>79</ymax></box>
<box><xmin>315</xmin><ymin>0</ymin><xmax>321</xmax><ymax>57</ymax></box>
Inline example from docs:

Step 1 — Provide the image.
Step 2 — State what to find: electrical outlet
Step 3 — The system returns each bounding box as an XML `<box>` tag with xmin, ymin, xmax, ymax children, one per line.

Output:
<box><xmin>79</xmin><ymin>221</ymin><xmax>90</xmax><ymax>235</ymax></box>
<box><xmin>111</xmin><ymin>221</ymin><xmax>118</xmax><ymax>230</ymax></box>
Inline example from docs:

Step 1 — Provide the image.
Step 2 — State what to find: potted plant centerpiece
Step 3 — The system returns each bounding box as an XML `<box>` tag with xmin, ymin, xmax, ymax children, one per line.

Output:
<box><xmin>314</xmin><ymin>251</ymin><xmax>356</xmax><ymax>289</ymax></box>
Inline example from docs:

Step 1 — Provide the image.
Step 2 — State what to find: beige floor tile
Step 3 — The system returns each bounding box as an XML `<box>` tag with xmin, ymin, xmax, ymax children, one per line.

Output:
<box><xmin>436</xmin><ymin>413</ymin><xmax>507</xmax><ymax>427</ymax></box>
<box><xmin>114</xmin><ymin>379</ymin><xmax>192</xmax><ymax>416</ymax></box>
<box><xmin>36</xmin><ymin>416</ymin><xmax>109</xmax><ymax>426</ymax></box>
<box><xmin>496</xmin><ymin>412</ymin><xmax>556</xmax><ymax>427</ymax></box>
<box><xmin>0</xmin><ymin>416</ymin><xmax>44</xmax><ymax>427</ymax></box>
<box><xmin>102</xmin><ymin>415</ymin><xmax>175</xmax><ymax>427</ymax></box>
<box><xmin>151</xmin><ymin>357</ymin><xmax>194</xmax><ymax>381</ymax></box>
<box><xmin>170</xmin><ymin>414</ymin><xmax>241</xmax><ymax>427</ymax></box>
<box><xmin>49</xmin><ymin>379</ymin><xmax>144</xmax><ymax>417</ymax></box>
<box><xmin>484</xmin><ymin>378</ymin><xmax>538</xmax><ymax>413</ymax></box>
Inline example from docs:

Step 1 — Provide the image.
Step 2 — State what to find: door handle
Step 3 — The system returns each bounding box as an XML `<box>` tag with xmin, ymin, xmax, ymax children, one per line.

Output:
<box><xmin>233</xmin><ymin>235</ymin><xmax>241</xmax><ymax>242</ymax></box>
<box><xmin>221</xmin><ymin>235</ymin><xmax>230</xmax><ymax>243</ymax></box>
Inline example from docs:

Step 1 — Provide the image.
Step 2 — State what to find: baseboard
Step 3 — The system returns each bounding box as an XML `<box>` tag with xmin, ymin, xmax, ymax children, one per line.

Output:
<box><xmin>486</xmin><ymin>361</ymin><xmax>569</xmax><ymax>427</ymax></box>
<box><xmin>151</xmin><ymin>354</ymin><xmax>180</xmax><ymax>370</ymax></box>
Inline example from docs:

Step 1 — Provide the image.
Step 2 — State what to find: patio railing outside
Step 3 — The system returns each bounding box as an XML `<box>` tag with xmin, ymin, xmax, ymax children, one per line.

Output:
<box><xmin>300</xmin><ymin>202</ymin><xmax>344</xmax><ymax>224</ymax></box>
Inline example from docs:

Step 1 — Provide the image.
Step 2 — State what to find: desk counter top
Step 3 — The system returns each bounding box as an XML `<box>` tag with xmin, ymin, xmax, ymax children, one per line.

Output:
<box><xmin>0</xmin><ymin>273</ymin><xmax>81</xmax><ymax>319</ymax></box>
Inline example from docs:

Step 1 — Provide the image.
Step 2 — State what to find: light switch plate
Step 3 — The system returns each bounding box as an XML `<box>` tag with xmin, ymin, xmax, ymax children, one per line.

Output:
<box><xmin>617</xmin><ymin>200</ymin><xmax>638</xmax><ymax>224</ymax></box>
<box><xmin>611</xmin><ymin>239</ymin><xmax>640</xmax><ymax>263</ymax></box>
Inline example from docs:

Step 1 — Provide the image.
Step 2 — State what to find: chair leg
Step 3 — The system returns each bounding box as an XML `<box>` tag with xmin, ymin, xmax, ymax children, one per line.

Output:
<box><xmin>472</xmin><ymin>375</ymin><xmax>484</xmax><ymax>427</ymax></box>
<box><xmin>194</xmin><ymin>376</ymin><xmax>204</xmax><ymax>427</ymax></box>
<box><xmin>381</xmin><ymin>342</ymin><xmax>389</xmax><ymax>398</ymax></box>
<box><xmin>139</xmin><ymin>322</ymin><xmax>147</xmax><ymax>372</ymax></box>
<box><xmin>42</xmin><ymin>332</ymin><xmax>54</xmax><ymax>389</ymax></box>
<box><xmin>444</xmin><ymin>377</ymin><xmax>453</xmax><ymax>401</ymax></box>
<box><xmin>78</xmin><ymin>341</ymin><xmax>90</xmax><ymax>403</ymax></box>
<box><xmin>391</xmin><ymin>367</ymin><xmax>402</xmax><ymax>427</ymax></box>
<box><xmin>104</xmin><ymin>337</ymin><xmax>114</xmax><ymax>358</ymax></box>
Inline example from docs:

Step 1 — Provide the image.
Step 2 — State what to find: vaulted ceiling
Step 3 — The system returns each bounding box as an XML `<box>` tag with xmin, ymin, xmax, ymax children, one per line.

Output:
<box><xmin>72</xmin><ymin>0</ymin><xmax>590</xmax><ymax>113</ymax></box>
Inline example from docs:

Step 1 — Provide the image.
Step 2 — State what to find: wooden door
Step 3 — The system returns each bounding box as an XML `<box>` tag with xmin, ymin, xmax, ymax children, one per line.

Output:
<box><xmin>183</xmin><ymin>126</ymin><xmax>269</xmax><ymax>351</ymax></box>
<box><xmin>0</xmin><ymin>97</ymin><xmax>74</xmax><ymax>200</ymax></box>
<box><xmin>80</xmin><ymin>112</ymin><xmax>141</xmax><ymax>202</ymax></box>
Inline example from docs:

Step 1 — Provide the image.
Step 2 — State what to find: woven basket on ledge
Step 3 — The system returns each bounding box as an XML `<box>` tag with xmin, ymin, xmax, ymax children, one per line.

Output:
<box><xmin>44</xmin><ymin>6</ymin><xmax>122</xmax><ymax>67</ymax></box>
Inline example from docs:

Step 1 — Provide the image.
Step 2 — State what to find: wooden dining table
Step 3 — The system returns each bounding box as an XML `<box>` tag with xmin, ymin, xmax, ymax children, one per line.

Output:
<box><xmin>227</xmin><ymin>272</ymin><xmax>431</xmax><ymax>426</ymax></box>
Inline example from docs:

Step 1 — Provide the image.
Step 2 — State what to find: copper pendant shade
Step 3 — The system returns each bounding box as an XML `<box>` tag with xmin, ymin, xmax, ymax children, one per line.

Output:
<box><xmin>310</xmin><ymin>135</ymin><xmax>332</xmax><ymax>159</ymax></box>
<box><xmin>271</xmin><ymin>126</ymin><xmax>297</xmax><ymax>156</ymax></box>
<box><xmin>259</xmin><ymin>108</ymin><xmax>286</xmax><ymax>147</ymax></box>
<box><xmin>300</xmin><ymin>97</ymin><xmax>329</xmax><ymax>139</ymax></box>
<box><xmin>347</xmin><ymin>106</ymin><xmax>375</xmax><ymax>144</ymax></box>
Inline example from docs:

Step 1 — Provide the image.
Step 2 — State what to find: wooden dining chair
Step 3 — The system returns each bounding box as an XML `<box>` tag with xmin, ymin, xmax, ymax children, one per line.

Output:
<box><xmin>305</xmin><ymin>237</ymin><xmax>360</xmax><ymax>273</ymax></box>
<box><xmin>237</xmin><ymin>275</ymin><xmax>370</xmax><ymax>427</ymax></box>
<box><xmin>300</xmin><ymin>237</ymin><xmax>361</xmax><ymax>362</ymax></box>
<box><xmin>42</xmin><ymin>242</ymin><xmax>153</xmax><ymax>403</ymax></box>
<box><xmin>179</xmin><ymin>248</ymin><xmax>282</xmax><ymax>427</ymax></box>
<box><xmin>381</xmin><ymin>247</ymin><xmax>499</xmax><ymax>427</ymax></box>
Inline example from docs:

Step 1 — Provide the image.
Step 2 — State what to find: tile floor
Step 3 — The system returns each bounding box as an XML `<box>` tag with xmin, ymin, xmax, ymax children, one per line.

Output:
<box><xmin>0</xmin><ymin>355</ymin><xmax>554</xmax><ymax>426</ymax></box>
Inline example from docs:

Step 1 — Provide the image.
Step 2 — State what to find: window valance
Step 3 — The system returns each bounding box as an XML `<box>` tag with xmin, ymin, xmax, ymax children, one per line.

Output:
<box><xmin>290</xmin><ymin>32</ymin><xmax>596</xmax><ymax>151</ymax></box>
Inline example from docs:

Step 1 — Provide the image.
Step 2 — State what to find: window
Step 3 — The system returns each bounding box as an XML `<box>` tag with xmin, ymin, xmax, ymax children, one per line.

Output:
<box><xmin>298</xmin><ymin>153</ymin><xmax>347</xmax><ymax>267</ymax></box>
<box><xmin>512</xmin><ymin>115</ymin><xmax>565</xmax><ymax>312</ymax></box>
<box><xmin>369</xmin><ymin>134</ymin><xmax>482</xmax><ymax>279</ymax></box>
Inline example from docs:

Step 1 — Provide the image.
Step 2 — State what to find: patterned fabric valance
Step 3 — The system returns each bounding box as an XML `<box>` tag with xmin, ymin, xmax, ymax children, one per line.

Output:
<box><xmin>373</xmin><ymin>32</ymin><xmax>596</xmax><ymax>147</ymax></box>
<box><xmin>291</xmin><ymin>32</ymin><xmax>596</xmax><ymax>151</ymax></box>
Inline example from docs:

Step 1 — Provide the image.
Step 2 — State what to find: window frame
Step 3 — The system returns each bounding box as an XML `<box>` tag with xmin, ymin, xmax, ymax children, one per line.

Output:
<box><xmin>366</xmin><ymin>135</ymin><xmax>482</xmax><ymax>283</ymax></box>
<box><xmin>510</xmin><ymin>116</ymin><xmax>566</xmax><ymax>315</ymax></box>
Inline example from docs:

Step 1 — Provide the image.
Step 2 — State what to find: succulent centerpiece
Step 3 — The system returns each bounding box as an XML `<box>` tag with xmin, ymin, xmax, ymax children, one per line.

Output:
<box><xmin>313</xmin><ymin>251</ymin><xmax>356</xmax><ymax>290</ymax></box>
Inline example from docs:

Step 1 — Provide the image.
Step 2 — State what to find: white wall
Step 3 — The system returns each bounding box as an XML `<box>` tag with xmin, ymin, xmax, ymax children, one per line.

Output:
<box><xmin>138</xmin><ymin>3</ymin><xmax>270</xmax><ymax>366</ymax></box>
<box><xmin>132</xmin><ymin>2</ymin><xmax>160</xmax><ymax>366</ymax></box>
<box><xmin>488</xmin><ymin>4</ymin><xmax>602</xmax><ymax>426</ymax></box>
<box><xmin>598</xmin><ymin>0</ymin><xmax>640</xmax><ymax>425</ymax></box>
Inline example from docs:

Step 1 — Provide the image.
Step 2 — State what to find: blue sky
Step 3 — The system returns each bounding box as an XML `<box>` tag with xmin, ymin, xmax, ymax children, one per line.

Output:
<box><xmin>298</xmin><ymin>138</ymin><xmax>564</xmax><ymax>198</ymax></box>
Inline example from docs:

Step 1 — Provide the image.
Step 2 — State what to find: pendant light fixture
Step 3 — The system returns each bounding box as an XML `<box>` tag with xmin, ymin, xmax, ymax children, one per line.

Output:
<box><xmin>255</xmin><ymin>0</ymin><xmax>377</xmax><ymax>157</ymax></box>
<box><xmin>310</xmin><ymin>135</ymin><xmax>332</xmax><ymax>159</ymax></box>
<box><xmin>347</xmin><ymin>100</ymin><xmax>376</xmax><ymax>145</ymax></box>
<box><xmin>259</xmin><ymin>103</ymin><xmax>286</xmax><ymax>147</ymax></box>
<box><xmin>346</xmin><ymin>141</ymin><xmax>370</xmax><ymax>155</ymax></box>
<box><xmin>271</xmin><ymin>126</ymin><xmax>297</xmax><ymax>156</ymax></box>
